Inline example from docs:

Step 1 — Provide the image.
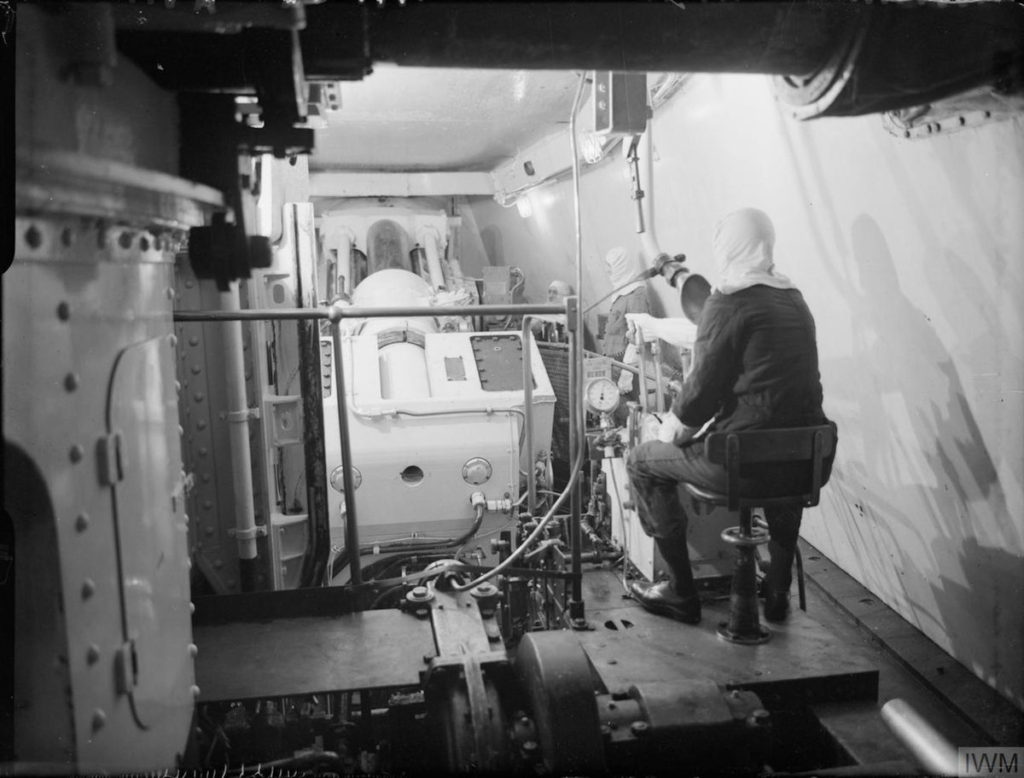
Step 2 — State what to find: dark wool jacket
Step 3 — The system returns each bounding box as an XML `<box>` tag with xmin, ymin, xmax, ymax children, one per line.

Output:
<box><xmin>672</xmin><ymin>285</ymin><xmax>827</xmax><ymax>434</ymax></box>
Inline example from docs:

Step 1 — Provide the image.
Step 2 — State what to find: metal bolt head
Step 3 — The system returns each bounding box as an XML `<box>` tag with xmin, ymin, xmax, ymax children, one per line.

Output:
<box><xmin>82</xmin><ymin>579</ymin><xmax>96</xmax><ymax>599</ymax></box>
<box><xmin>630</xmin><ymin>721</ymin><xmax>649</xmax><ymax>736</ymax></box>
<box><xmin>471</xmin><ymin>583</ymin><xmax>498</xmax><ymax>598</ymax></box>
<box><xmin>75</xmin><ymin>513</ymin><xmax>90</xmax><ymax>532</ymax></box>
<box><xmin>92</xmin><ymin>709</ymin><xmax>107</xmax><ymax>731</ymax></box>
<box><xmin>25</xmin><ymin>225</ymin><xmax>42</xmax><ymax>249</ymax></box>
<box><xmin>69</xmin><ymin>444</ymin><xmax>84</xmax><ymax>463</ymax></box>
<box><xmin>86</xmin><ymin>644</ymin><xmax>101</xmax><ymax>664</ymax></box>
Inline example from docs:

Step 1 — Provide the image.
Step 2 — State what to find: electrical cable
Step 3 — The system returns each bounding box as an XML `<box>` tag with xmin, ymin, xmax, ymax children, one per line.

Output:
<box><xmin>451</xmin><ymin>444</ymin><xmax>586</xmax><ymax>592</ymax></box>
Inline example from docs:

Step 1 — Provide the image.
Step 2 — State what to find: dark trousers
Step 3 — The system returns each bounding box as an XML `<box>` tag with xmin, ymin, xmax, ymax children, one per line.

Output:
<box><xmin>626</xmin><ymin>440</ymin><xmax>830</xmax><ymax>595</ymax></box>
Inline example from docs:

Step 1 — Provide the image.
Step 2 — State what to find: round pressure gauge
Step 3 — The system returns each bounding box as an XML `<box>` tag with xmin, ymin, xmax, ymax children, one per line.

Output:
<box><xmin>330</xmin><ymin>465</ymin><xmax>362</xmax><ymax>492</ymax></box>
<box><xmin>585</xmin><ymin>377</ymin><xmax>620</xmax><ymax>414</ymax></box>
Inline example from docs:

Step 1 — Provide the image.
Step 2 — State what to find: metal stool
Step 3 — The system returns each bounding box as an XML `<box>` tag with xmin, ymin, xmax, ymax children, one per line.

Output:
<box><xmin>683</xmin><ymin>423</ymin><xmax>837</xmax><ymax>645</ymax></box>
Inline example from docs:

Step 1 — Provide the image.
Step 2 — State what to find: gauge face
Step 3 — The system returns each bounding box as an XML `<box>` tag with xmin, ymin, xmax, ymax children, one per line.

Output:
<box><xmin>585</xmin><ymin>377</ymin><xmax>620</xmax><ymax>414</ymax></box>
<box><xmin>330</xmin><ymin>465</ymin><xmax>362</xmax><ymax>492</ymax></box>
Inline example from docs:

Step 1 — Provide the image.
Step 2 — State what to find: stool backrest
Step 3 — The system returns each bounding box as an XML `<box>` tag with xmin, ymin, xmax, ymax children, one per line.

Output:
<box><xmin>703</xmin><ymin>422</ymin><xmax>837</xmax><ymax>511</ymax></box>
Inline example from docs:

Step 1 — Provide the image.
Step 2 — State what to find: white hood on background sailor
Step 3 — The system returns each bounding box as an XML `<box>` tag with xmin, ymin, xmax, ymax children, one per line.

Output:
<box><xmin>605</xmin><ymin>246</ymin><xmax>644</xmax><ymax>301</ymax></box>
<box><xmin>712</xmin><ymin>208</ymin><xmax>794</xmax><ymax>295</ymax></box>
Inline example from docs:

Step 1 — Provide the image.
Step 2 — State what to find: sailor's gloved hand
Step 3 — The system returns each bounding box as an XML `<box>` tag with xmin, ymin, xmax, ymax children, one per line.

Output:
<box><xmin>617</xmin><ymin>368</ymin><xmax>635</xmax><ymax>394</ymax></box>
<box><xmin>656</xmin><ymin>412</ymin><xmax>699</xmax><ymax>446</ymax></box>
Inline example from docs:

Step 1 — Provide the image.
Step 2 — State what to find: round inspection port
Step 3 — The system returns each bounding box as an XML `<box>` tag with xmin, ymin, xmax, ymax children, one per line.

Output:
<box><xmin>400</xmin><ymin>465</ymin><xmax>424</xmax><ymax>485</ymax></box>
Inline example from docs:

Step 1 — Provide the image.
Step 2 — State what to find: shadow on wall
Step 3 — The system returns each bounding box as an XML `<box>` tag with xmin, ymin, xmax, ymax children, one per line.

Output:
<box><xmin>935</xmin><ymin>537</ymin><xmax>1024</xmax><ymax>716</ymax></box>
<box><xmin>480</xmin><ymin>225</ymin><xmax>504</xmax><ymax>267</ymax></box>
<box><xmin>836</xmin><ymin>214</ymin><xmax>1019</xmax><ymax>704</ymax></box>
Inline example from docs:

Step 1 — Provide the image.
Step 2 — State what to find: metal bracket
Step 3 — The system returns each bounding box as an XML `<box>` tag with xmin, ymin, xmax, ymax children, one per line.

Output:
<box><xmin>227</xmin><ymin>525</ymin><xmax>268</xmax><ymax>541</ymax></box>
<box><xmin>225</xmin><ymin>407</ymin><xmax>260</xmax><ymax>424</ymax></box>
<box><xmin>98</xmin><ymin>431</ymin><xmax>125</xmax><ymax>486</ymax></box>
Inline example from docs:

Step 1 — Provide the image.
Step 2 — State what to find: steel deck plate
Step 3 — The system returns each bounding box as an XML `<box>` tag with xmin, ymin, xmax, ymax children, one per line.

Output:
<box><xmin>576</xmin><ymin>570</ymin><xmax>878</xmax><ymax>705</ymax></box>
<box><xmin>194</xmin><ymin>610</ymin><xmax>435</xmax><ymax>702</ymax></box>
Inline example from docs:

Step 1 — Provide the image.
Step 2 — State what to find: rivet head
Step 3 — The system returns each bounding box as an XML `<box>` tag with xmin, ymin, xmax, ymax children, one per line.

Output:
<box><xmin>64</xmin><ymin>373</ymin><xmax>80</xmax><ymax>392</ymax></box>
<box><xmin>75</xmin><ymin>513</ymin><xmax>90</xmax><ymax>531</ymax></box>
<box><xmin>86</xmin><ymin>644</ymin><xmax>101</xmax><ymax>664</ymax></box>
<box><xmin>118</xmin><ymin>231</ymin><xmax>133</xmax><ymax>249</ymax></box>
<box><xmin>193</xmin><ymin>392</ymin><xmax>205</xmax><ymax>402</ymax></box>
<box><xmin>69</xmin><ymin>444</ymin><xmax>84</xmax><ymax>463</ymax></box>
<box><xmin>168</xmin><ymin>334</ymin><xmax>177</xmax><ymax>348</ymax></box>
<box><xmin>92</xmin><ymin>709</ymin><xmax>107</xmax><ymax>731</ymax></box>
<box><xmin>189</xmin><ymin>336</ymin><xmax>200</xmax><ymax>347</ymax></box>
<box><xmin>198</xmin><ymin>447</ymin><xmax>209</xmax><ymax>457</ymax></box>
<box><xmin>190</xmin><ymin>685</ymin><xmax>201</xmax><ymax>699</ymax></box>
<box><xmin>191</xmin><ymin>365</ymin><xmax>202</xmax><ymax>375</ymax></box>
<box><xmin>185</xmin><ymin>279</ymin><xmax>195</xmax><ymax>289</ymax></box>
<box><xmin>196</xmin><ymin>419</ymin><xmax>207</xmax><ymax>430</ymax></box>
<box><xmin>188</xmin><ymin>643</ymin><xmax>198</xmax><ymax>658</ymax></box>
<box><xmin>82</xmin><ymin>579</ymin><xmax>96</xmax><ymax>599</ymax></box>
<box><xmin>205</xmin><ymin>525</ymin><xmax>215</xmax><ymax>536</ymax></box>
<box><xmin>56</xmin><ymin>301</ymin><xmax>71</xmax><ymax>321</ymax></box>
<box><xmin>140</xmin><ymin>237</ymin><xmax>151</xmax><ymax>252</ymax></box>
<box><xmin>213</xmin><ymin>559</ymin><xmax>223</xmax><ymax>569</ymax></box>
<box><xmin>189</xmin><ymin>601</ymin><xmax>196</xmax><ymax>614</ymax></box>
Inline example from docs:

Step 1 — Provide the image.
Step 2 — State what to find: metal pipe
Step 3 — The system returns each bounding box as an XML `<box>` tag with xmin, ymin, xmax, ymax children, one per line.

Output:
<box><xmin>174</xmin><ymin>302</ymin><xmax>566</xmax><ymax>322</ymax></box>
<box><xmin>635</xmin><ymin>330</ymin><xmax>650</xmax><ymax>414</ymax></box>
<box><xmin>568</xmin><ymin>71</ymin><xmax>589</xmax><ymax>619</ymax></box>
<box><xmin>636</xmin><ymin>122</ymin><xmax>662</xmax><ymax>264</ymax></box>
<box><xmin>651</xmin><ymin>338</ymin><xmax>665</xmax><ymax>412</ymax></box>
<box><xmin>521</xmin><ymin>315</ymin><xmax>538</xmax><ymax>518</ymax></box>
<box><xmin>218</xmin><ymin>283</ymin><xmax>259</xmax><ymax>590</ymax></box>
<box><xmin>330</xmin><ymin>317</ymin><xmax>362</xmax><ymax>589</ymax></box>
<box><xmin>416</xmin><ymin>225</ymin><xmax>447</xmax><ymax>291</ymax></box>
<box><xmin>880</xmin><ymin>699</ymin><xmax>959</xmax><ymax>777</ymax></box>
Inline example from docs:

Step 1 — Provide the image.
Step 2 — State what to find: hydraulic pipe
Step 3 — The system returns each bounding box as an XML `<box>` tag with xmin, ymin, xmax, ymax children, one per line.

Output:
<box><xmin>634</xmin><ymin>328</ymin><xmax>651</xmax><ymax>414</ymax></box>
<box><xmin>568</xmin><ymin>70</ymin><xmax>588</xmax><ymax>620</ymax></box>
<box><xmin>636</xmin><ymin>125</ymin><xmax>662</xmax><ymax>264</ymax></box>
<box><xmin>329</xmin><ymin>314</ymin><xmax>362</xmax><ymax>589</ymax></box>
<box><xmin>521</xmin><ymin>315</ymin><xmax>538</xmax><ymax>519</ymax></box>
<box><xmin>174</xmin><ymin>302</ymin><xmax>566</xmax><ymax>322</ymax></box>
<box><xmin>416</xmin><ymin>225</ymin><xmax>447</xmax><ymax>291</ymax></box>
<box><xmin>324</xmin><ymin>227</ymin><xmax>355</xmax><ymax>298</ymax></box>
<box><xmin>218</xmin><ymin>283</ymin><xmax>259</xmax><ymax>591</ymax></box>
<box><xmin>880</xmin><ymin>699</ymin><xmax>959</xmax><ymax>777</ymax></box>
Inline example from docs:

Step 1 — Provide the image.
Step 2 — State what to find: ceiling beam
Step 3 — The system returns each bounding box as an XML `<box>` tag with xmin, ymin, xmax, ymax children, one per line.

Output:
<box><xmin>309</xmin><ymin>171</ymin><xmax>494</xmax><ymax>198</ymax></box>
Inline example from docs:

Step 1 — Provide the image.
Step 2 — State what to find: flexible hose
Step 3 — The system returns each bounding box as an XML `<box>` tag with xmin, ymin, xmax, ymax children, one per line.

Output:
<box><xmin>451</xmin><ymin>445</ymin><xmax>586</xmax><ymax>592</ymax></box>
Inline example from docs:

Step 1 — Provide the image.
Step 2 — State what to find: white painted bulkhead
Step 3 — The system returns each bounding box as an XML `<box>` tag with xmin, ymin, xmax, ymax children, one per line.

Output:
<box><xmin>457</xmin><ymin>73</ymin><xmax>1024</xmax><ymax>709</ymax></box>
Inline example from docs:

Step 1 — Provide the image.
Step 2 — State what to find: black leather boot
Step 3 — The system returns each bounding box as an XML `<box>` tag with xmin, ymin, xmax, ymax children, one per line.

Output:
<box><xmin>628</xmin><ymin>533</ymin><xmax>701</xmax><ymax>624</ymax></box>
